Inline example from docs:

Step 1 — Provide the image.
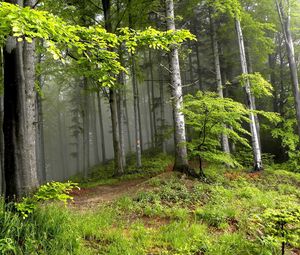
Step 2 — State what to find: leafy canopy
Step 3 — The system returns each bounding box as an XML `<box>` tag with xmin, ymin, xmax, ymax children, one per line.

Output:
<box><xmin>0</xmin><ymin>2</ymin><xmax>195</xmax><ymax>86</ymax></box>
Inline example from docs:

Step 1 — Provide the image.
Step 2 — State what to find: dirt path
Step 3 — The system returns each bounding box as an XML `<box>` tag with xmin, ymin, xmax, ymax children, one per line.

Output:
<box><xmin>69</xmin><ymin>178</ymin><xmax>150</xmax><ymax>210</ymax></box>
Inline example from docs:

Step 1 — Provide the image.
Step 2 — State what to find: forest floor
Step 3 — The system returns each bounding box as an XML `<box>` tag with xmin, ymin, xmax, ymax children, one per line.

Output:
<box><xmin>1</xmin><ymin>153</ymin><xmax>300</xmax><ymax>255</ymax></box>
<box><xmin>63</xmin><ymin>154</ymin><xmax>300</xmax><ymax>255</ymax></box>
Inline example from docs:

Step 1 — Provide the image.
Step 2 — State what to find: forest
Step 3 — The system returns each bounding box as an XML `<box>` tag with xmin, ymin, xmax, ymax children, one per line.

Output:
<box><xmin>0</xmin><ymin>0</ymin><xmax>300</xmax><ymax>254</ymax></box>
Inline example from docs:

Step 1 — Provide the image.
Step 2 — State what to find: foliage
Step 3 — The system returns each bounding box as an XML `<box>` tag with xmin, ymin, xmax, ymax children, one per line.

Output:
<box><xmin>253</xmin><ymin>204</ymin><xmax>300</xmax><ymax>254</ymax></box>
<box><xmin>182</xmin><ymin>91</ymin><xmax>250</xmax><ymax>167</ymax></box>
<box><xmin>0</xmin><ymin>2</ymin><xmax>195</xmax><ymax>87</ymax></box>
<box><xmin>238</xmin><ymin>72</ymin><xmax>274</xmax><ymax>98</ymax></box>
<box><xmin>272</xmin><ymin>114</ymin><xmax>300</xmax><ymax>172</ymax></box>
<box><xmin>15</xmin><ymin>181</ymin><xmax>78</xmax><ymax>219</ymax></box>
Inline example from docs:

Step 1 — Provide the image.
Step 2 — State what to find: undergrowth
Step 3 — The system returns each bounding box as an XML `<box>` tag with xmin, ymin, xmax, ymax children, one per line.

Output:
<box><xmin>0</xmin><ymin>154</ymin><xmax>299</xmax><ymax>254</ymax></box>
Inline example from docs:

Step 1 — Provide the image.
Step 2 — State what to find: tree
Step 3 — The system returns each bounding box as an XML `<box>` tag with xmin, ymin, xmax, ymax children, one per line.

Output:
<box><xmin>276</xmin><ymin>0</ymin><xmax>300</xmax><ymax>140</ymax></box>
<box><xmin>165</xmin><ymin>0</ymin><xmax>190</xmax><ymax>173</ymax></box>
<box><xmin>183</xmin><ymin>91</ymin><xmax>251</xmax><ymax>175</ymax></box>
<box><xmin>3</xmin><ymin>0</ymin><xmax>39</xmax><ymax>199</ymax></box>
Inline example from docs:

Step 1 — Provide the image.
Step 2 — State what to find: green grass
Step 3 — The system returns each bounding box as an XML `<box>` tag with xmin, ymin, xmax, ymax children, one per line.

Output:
<box><xmin>0</xmin><ymin>155</ymin><xmax>299</xmax><ymax>254</ymax></box>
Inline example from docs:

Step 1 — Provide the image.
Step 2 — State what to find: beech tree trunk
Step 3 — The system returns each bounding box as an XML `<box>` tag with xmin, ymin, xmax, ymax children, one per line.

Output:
<box><xmin>3</xmin><ymin>0</ymin><xmax>39</xmax><ymax>199</ymax></box>
<box><xmin>165</xmin><ymin>0</ymin><xmax>189</xmax><ymax>171</ymax></box>
<box><xmin>131</xmin><ymin>57</ymin><xmax>142</xmax><ymax>168</ymax></box>
<box><xmin>235</xmin><ymin>19</ymin><xmax>262</xmax><ymax>171</ymax></box>
<box><xmin>158</xmin><ymin>54</ymin><xmax>167</xmax><ymax>153</ymax></box>
<box><xmin>91</xmin><ymin>93</ymin><xmax>100</xmax><ymax>164</ymax></box>
<box><xmin>0</xmin><ymin>47</ymin><xmax>4</xmax><ymax>194</ymax></box>
<box><xmin>35</xmin><ymin>52</ymin><xmax>46</xmax><ymax>183</ymax></box>
<box><xmin>276</xmin><ymin>0</ymin><xmax>300</xmax><ymax>139</ymax></box>
<box><xmin>102</xmin><ymin>0</ymin><xmax>124</xmax><ymax>175</ymax></box>
<box><xmin>210</xmin><ymin>13</ymin><xmax>230</xmax><ymax>155</ymax></box>
<box><xmin>149</xmin><ymin>51</ymin><xmax>158</xmax><ymax>147</ymax></box>
<box><xmin>96</xmin><ymin>91</ymin><xmax>106</xmax><ymax>163</ymax></box>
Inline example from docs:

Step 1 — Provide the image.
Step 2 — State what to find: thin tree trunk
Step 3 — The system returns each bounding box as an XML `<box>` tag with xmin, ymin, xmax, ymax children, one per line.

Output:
<box><xmin>165</xmin><ymin>0</ymin><xmax>189</xmax><ymax>172</ymax></box>
<box><xmin>58</xmin><ymin>111</ymin><xmax>67</xmax><ymax>179</ymax></box>
<box><xmin>149</xmin><ymin>51</ymin><xmax>158</xmax><ymax>147</ymax></box>
<box><xmin>123</xmin><ymin>91</ymin><xmax>132</xmax><ymax>152</ymax></box>
<box><xmin>158</xmin><ymin>54</ymin><xmax>167</xmax><ymax>153</ymax></box>
<box><xmin>195</xmin><ymin>43</ymin><xmax>203</xmax><ymax>91</ymax></box>
<box><xmin>0</xmin><ymin>47</ymin><xmax>4</xmax><ymax>194</ymax></box>
<box><xmin>235</xmin><ymin>19</ymin><xmax>262</xmax><ymax>171</ymax></box>
<box><xmin>109</xmin><ymin>89</ymin><xmax>124</xmax><ymax>175</ymax></box>
<box><xmin>131</xmin><ymin>57</ymin><xmax>142</xmax><ymax>168</ymax></box>
<box><xmin>117</xmin><ymin>89</ymin><xmax>126</xmax><ymax>168</ymax></box>
<box><xmin>102</xmin><ymin>0</ymin><xmax>124</xmax><ymax>175</ymax></box>
<box><xmin>91</xmin><ymin>93</ymin><xmax>100</xmax><ymax>165</ymax></box>
<box><xmin>96</xmin><ymin>91</ymin><xmax>106</xmax><ymax>163</ymax></box>
<box><xmin>82</xmin><ymin>79</ymin><xmax>90</xmax><ymax>178</ymax></box>
<box><xmin>35</xmin><ymin>51</ymin><xmax>46</xmax><ymax>183</ymax></box>
<box><xmin>245</xmin><ymin>47</ymin><xmax>261</xmax><ymax>148</ymax></box>
<box><xmin>210</xmin><ymin>13</ymin><xmax>230</xmax><ymax>155</ymax></box>
<box><xmin>276</xmin><ymin>0</ymin><xmax>300</xmax><ymax>138</ymax></box>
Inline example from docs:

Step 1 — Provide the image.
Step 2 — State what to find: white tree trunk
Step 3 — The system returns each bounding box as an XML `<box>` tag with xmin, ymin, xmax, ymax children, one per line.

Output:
<box><xmin>235</xmin><ymin>19</ymin><xmax>262</xmax><ymax>170</ymax></box>
<box><xmin>165</xmin><ymin>0</ymin><xmax>189</xmax><ymax>170</ymax></box>
<box><xmin>276</xmin><ymin>0</ymin><xmax>300</xmax><ymax>139</ymax></box>
<box><xmin>210</xmin><ymin>14</ymin><xmax>230</xmax><ymax>155</ymax></box>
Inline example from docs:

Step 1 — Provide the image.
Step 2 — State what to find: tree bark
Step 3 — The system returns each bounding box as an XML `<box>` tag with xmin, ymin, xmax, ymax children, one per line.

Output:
<box><xmin>96</xmin><ymin>91</ymin><xmax>106</xmax><ymax>163</ymax></box>
<box><xmin>0</xmin><ymin>47</ymin><xmax>4</xmax><ymax>194</ymax></box>
<box><xmin>158</xmin><ymin>54</ymin><xmax>167</xmax><ymax>153</ymax></box>
<box><xmin>35</xmin><ymin>51</ymin><xmax>46</xmax><ymax>183</ymax></box>
<box><xmin>210</xmin><ymin>13</ymin><xmax>230</xmax><ymax>155</ymax></box>
<box><xmin>149</xmin><ymin>51</ymin><xmax>158</xmax><ymax>147</ymax></box>
<box><xmin>235</xmin><ymin>19</ymin><xmax>262</xmax><ymax>171</ymax></box>
<box><xmin>102</xmin><ymin>0</ymin><xmax>124</xmax><ymax>175</ymax></box>
<box><xmin>3</xmin><ymin>0</ymin><xmax>39</xmax><ymax>199</ymax></box>
<box><xmin>91</xmin><ymin>93</ymin><xmax>100</xmax><ymax>165</ymax></box>
<box><xmin>165</xmin><ymin>0</ymin><xmax>189</xmax><ymax>171</ymax></box>
<box><xmin>276</xmin><ymin>0</ymin><xmax>300</xmax><ymax>139</ymax></box>
<box><xmin>130</xmin><ymin>56</ymin><xmax>142</xmax><ymax>168</ymax></box>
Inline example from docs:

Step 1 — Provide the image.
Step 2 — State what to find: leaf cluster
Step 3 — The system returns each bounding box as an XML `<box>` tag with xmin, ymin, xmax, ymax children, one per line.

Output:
<box><xmin>15</xmin><ymin>181</ymin><xmax>78</xmax><ymax>219</ymax></box>
<box><xmin>182</xmin><ymin>91</ymin><xmax>251</xmax><ymax>167</ymax></box>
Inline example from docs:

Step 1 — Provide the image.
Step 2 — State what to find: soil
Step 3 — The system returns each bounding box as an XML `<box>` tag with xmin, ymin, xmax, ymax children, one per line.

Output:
<box><xmin>70</xmin><ymin>178</ymin><xmax>148</xmax><ymax>210</ymax></box>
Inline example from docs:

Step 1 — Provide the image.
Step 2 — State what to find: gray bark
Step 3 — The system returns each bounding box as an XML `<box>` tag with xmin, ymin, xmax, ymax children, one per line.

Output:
<box><xmin>4</xmin><ymin>0</ymin><xmax>39</xmax><ymax>199</ymax></box>
<box><xmin>210</xmin><ymin>14</ymin><xmax>230</xmax><ymax>155</ymax></box>
<box><xmin>165</xmin><ymin>0</ymin><xmax>189</xmax><ymax>170</ymax></box>
<box><xmin>235</xmin><ymin>19</ymin><xmax>262</xmax><ymax>170</ymax></box>
<box><xmin>276</xmin><ymin>0</ymin><xmax>300</xmax><ymax>139</ymax></box>
<box><xmin>158</xmin><ymin>54</ymin><xmax>167</xmax><ymax>153</ymax></box>
<box><xmin>96</xmin><ymin>91</ymin><xmax>106</xmax><ymax>163</ymax></box>
<box><xmin>0</xmin><ymin>47</ymin><xmax>4</xmax><ymax>194</ymax></box>
<box><xmin>35</xmin><ymin>52</ymin><xmax>46</xmax><ymax>183</ymax></box>
<box><xmin>149</xmin><ymin>51</ymin><xmax>158</xmax><ymax>147</ymax></box>
<box><xmin>90</xmin><ymin>93</ymin><xmax>100</xmax><ymax>165</ymax></box>
<box><xmin>131</xmin><ymin>57</ymin><xmax>142</xmax><ymax>168</ymax></box>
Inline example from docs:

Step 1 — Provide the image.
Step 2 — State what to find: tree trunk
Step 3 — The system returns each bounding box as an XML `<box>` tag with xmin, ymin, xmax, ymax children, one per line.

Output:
<box><xmin>158</xmin><ymin>54</ymin><xmax>167</xmax><ymax>153</ymax></box>
<box><xmin>90</xmin><ymin>93</ymin><xmax>100</xmax><ymax>165</ymax></box>
<box><xmin>149</xmin><ymin>51</ymin><xmax>158</xmax><ymax>147</ymax></box>
<box><xmin>276</xmin><ymin>0</ymin><xmax>300</xmax><ymax>139</ymax></box>
<box><xmin>165</xmin><ymin>0</ymin><xmax>189</xmax><ymax>171</ymax></box>
<box><xmin>109</xmin><ymin>89</ymin><xmax>124</xmax><ymax>175</ymax></box>
<box><xmin>210</xmin><ymin>13</ymin><xmax>230</xmax><ymax>155</ymax></box>
<box><xmin>0</xmin><ymin>47</ymin><xmax>4</xmax><ymax>194</ymax></box>
<box><xmin>145</xmin><ymin>51</ymin><xmax>154</xmax><ymax>148</ymax></box>
<box><xmin>82</xmin><ymin>79</ymin><xmax>90</xmax><ymax>178</ymax></box>
<box><xmin>4</xmin><ymin>0</ymin><xmax>39</xmax><ymax>199</ymax></box>
<box><xmin>35</xmin><ymin>51</ymin><xmax>46</xmax><ymax>183</ymax></box>
<box><xmin>235</xmin><ymin>19</ymin><xmax>262</xmax><ymax>171</ymax></box>
<box><xmin>131</xmin><ymin>57</ymin><xmax>142</xmax><ymax>168</ymax></box>
<box><xmin>96</xmin><ymin>91</ymin><xmax>106</xmax><ymax>163</ymax></box>
<box><xmin>102</xmin><ymin>0</ymin><xmax>124</xmax><ymax>175</ymax></box>
<box><xmin>195</xmin><ymin>43</ymin><xmax>203</xmax><ymax>91</ymax></box>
